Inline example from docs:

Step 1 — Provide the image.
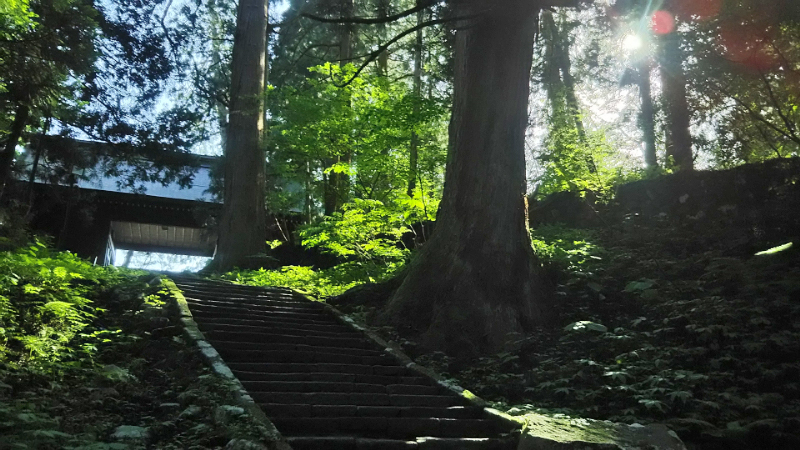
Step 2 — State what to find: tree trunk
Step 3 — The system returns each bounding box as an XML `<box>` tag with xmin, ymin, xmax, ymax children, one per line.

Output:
<box><xmin>376</xmin><ymin>0</ymin><xmax>390</xmax><ymax>77</ymax></box>
<box><xmin>0</xmin><ymin>104</ymin><xmax>30</xmax><ymax>190</ymax></box>
<box><xmin>637</xmin><ymin>61</ymin><xmax>658</xmax><ymax>169</ymax></box>
<box><xmin>659</xmin><ymin>31</ymin><xmax>693</xmax><ymax>171</ymax></box>
<box><xmin>552</xmin><ymin>12</ymin><xmax>586</xmax><ymax>142</ymax></box>
<box><xmin>215</xmin><ymin>0</ymin><xmax>269</xmax><ymax>270</ymax></box>
<box><xmin>380</xmin><ymin>1</ymin><xmax>548</xmax><ymax>359</ymax></box>
<box><xmin>324</xmin><ymin>0</ymin><xmax>354</xmax><ymax>215</ymax></box>
<box><xmin>407</xmin><ymin>7</ymin><xmax>424</xmax><ymax>197</ymax></box>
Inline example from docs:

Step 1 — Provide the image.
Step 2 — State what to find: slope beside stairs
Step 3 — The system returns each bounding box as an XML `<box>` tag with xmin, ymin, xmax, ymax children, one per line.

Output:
<box><xmin>170</xmin><ymin>276</ymin><xmax>520</xmax><ymax>450</ymax></box>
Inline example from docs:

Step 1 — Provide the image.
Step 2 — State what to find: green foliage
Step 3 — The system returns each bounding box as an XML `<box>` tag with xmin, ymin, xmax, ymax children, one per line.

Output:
<box><xmin>299</xmin><ymin>198</ymin><xmax>431</xmax><ymax>265</ymax></box>
<box><xmin>0</xmin><ymin>240</ymin><xmax>124</xmax><ymax>366</ymax></box>
<box><xmin>531</xmin><ymin>225</ymin><xmax>604</xmax><ymax>274</ymax></box>
<box><xmin>224</xmin><ymin>261</ymin><xmax>403</xmax><ymax>299</ymax></box>
<box><xmin>536</xmin><ymin>126</ymin><xmax>640</xmax><ymax>201</ymax></box>
<box><xmin>268</xmin><ymin>62</ymin><xmax>448</xmax><ymax>215</ymax></box>
<box><xmin>228</xmin><ymin>197</ymin><xmax>437</xmax><ymax>298</ymax></box>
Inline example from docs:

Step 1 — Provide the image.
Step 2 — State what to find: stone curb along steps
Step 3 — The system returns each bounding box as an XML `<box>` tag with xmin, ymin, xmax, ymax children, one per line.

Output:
<box><xmin>165</xmin><ymin>275</ymin><xmax>687</xmax><ymax>450</ymax></box>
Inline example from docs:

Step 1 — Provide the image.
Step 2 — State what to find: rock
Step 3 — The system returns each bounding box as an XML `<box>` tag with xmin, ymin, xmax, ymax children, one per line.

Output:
<box><xmin>158</xmin><ymin>402</ymin><xmax>181</xmax><ymax>413</ymax></box>
<box><xmin>517</xmin><ymin>413</ymin><xmax>687</xmax><ymax>450</ymax></box>
<box><xmin>111</xmin><ymin>425</ymin><xmax>150</xmax><ymax>444</ymax></box>
<box><xmin>225</xmin><ymin>439</ymin><xmax>268</xmax><ymax>450</ymax></box>
<box><xmin>179</xmin><ymin>405</ymin><xmax>203</xmax><ymax>419</ymax></box>
<box><xmin>214</xmin><ymin>405</ymin><xmax>246</xmax><ymax>425</ymax></box>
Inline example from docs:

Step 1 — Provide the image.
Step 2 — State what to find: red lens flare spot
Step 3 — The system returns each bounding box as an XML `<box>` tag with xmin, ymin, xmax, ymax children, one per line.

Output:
<box><xmin>672</xmin><ymin>0</ymin><xmax>722</xmax><ymax>21</ymax></box>
<box><xmin>651</xmin><ymin>10</ymin><xmax>675</xmax><ymax>35</ymax></box>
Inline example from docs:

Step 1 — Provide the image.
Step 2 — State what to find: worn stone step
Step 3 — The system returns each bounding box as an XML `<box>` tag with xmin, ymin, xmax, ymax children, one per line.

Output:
<box><xmin>226</xmin><ymin>362</ymin><xmax>411</xmax><ymax>376</ymax></box>
<box><xmin>210</xmin><ymin>341</ymin><xmax>386</xmax><ymax>357</ymax></box>
<box><xmin>249</xmin><ymin>392</ymin><xmax>463</xmax><ymax>407</ymax></box>
<box><xmin>174</xmin><ymin>281</ymin><xmax>294</xmax><ymax>296</ymax></box>
<box><xmin>195</xmin><ymin>317</ymin><xmax>359</xmax><ymax>335</ymax></box>
<box><xmin>215</xmin><ymin>348</ymin><xmax>397</xmax><ymax>365</ymax></box>
<box><xmin>233</xmin><ymin>370</ymin><xmax>432</xmax><ymax>386</ymax></box>
<box><xmin>416</xmin><ymin>437</ymin><xmax>517</xmax><ymax>449</ymax></box>
<box><xmin>240</xmin><ymin>381</ymin><xmax>440</xmax><ymax>395</ymax></box>
<box><xmin>206</xmin><ymin>330</ymin><xmax>377</xmax><ymax>349</ymax></box>
<box><xmin>186</xmin><ymin>302</ymin><xmax>329</xmax><ymax>322</ymax></box>
<box><xmin>285</xmin><ymin>436</ymin><xmax>416</xmax><ymax>450</ymax></box>
<box><xmin>259</xmin><ymin>404</ymin><xmax>484</xmax><ymax>419</ymax></box>
<box><xmin>189</xmin><ymin>309</ymin><xmax>343</xmax><ymax>329</ymax></box>
<box><xmin>284</xmin><ymin>436</ymin><xmax>517</xmax><ymax>450</ymax></box>
<box><xmin>271</xmin><ymin>417</ymin><xmax>496</xmax><ymax>439</ymax></box>
<box><xmin>183</xmin><ymin>295</ymin><xmax>322</xmax><ymax>313</ymax></box>
<box><xmin>178</xmin><ymin>287</ymin><xmax>312</xmax><ymax>303</ymax></box>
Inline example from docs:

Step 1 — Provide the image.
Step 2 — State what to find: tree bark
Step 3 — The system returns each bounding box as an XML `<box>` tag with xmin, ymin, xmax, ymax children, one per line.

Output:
<box><xmin>637</xmin><ymin>61</ymin><xmax>658</xmax><ymax>169</ymax></box>
<box><xmin>0</xmin><ymin>104</ymin><xmax>30</xmax><ymax>190</ymax></box>
<box><xmin>407</xmin><ymin>7</ymin><xmax>424</xmax><ymax>197</ymax></box>
<box><xmin>380</xmin><ymin>1</ymin><xmax>548</xmax><ymax>359</ymax></box>
<box><xmin>215</xmin><ymin>0</ymin><xmax>269</xmax><ymax>270</ymax></box>
<box><xmin>324</xmin><ymin>0</ymin><xmax>355</xmax><ymax>215</ymax></box>
<box><xmin>659</xmin><ymin>31</ymin><xmax>693</xmax><ymax>171</ymax></box>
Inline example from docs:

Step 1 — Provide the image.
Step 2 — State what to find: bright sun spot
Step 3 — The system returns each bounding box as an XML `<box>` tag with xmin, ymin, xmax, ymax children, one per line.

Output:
<box><xmin>622</xmin><ymin>34</ymin><xmax>643</xmax><ymax>51</ymax></box>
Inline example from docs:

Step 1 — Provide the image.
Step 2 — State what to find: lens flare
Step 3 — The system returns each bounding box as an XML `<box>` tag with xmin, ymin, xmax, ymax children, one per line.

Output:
<box><xmin>651</xmin><ymin>10</ymin><xmax>675</xmax><ymax>35</ymax></box>
<box><xmin>622</xmin><ymin>34</ymin><xmax>643</xmax><ymax>51</ymax></box>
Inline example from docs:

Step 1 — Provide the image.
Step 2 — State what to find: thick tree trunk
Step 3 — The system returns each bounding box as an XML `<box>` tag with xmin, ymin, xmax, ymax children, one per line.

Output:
<box><xmin>407</xmin><ymin>7</ymin><xmax>424</xmax><ymax>197</ymax></box>
<box><xmin>380</xmin><ymin>1</ymin><xmax>548</xmax><ymax>359</ymax></box>
<box><xmin>0</xmin><ymin>104</ymin><xmax>30</xmax><ymax>190</ymax></box>
<box><xmin>215</xmin><ymin>0</ymin><xmax>269</xmax><ymax>270</ymax></box>
<box><xmin>659</xmin><ymin>31</ymin><xmax>693</xmax><ymax>171</ymax></box>
<box><xmin>637</xmin><ymin>61</ymin><xmax>658</xmax><ymax>169</ymax></box>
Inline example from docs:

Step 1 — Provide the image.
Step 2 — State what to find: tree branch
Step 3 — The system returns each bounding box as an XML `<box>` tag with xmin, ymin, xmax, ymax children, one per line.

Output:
<box><xmin>302</xmin><ymin>0</ymin><xmax>440</xmax><ymax>24</ymax></box>
<box><xmin>329</xmin><ymin>18</ymin><xmax>449</xmax><ymax>88</ymax></box>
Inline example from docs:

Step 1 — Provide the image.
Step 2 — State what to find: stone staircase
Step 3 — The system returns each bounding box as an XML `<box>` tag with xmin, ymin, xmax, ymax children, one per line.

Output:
<box><xmin>171</xmin><ymin>277</ymin><xmax>518</xmax><ymax>450</ymax></box>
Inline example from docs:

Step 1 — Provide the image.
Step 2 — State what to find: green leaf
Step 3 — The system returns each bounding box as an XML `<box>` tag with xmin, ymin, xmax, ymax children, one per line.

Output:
<box><xmin>754</xmin><ymin>242</ymin><xmax>792</xmax><ymax>256</ymax></box>
<box><xmin>624</xmin><ymin>279</ymin><xmax>656</xmax><ymax>292</ymax></box>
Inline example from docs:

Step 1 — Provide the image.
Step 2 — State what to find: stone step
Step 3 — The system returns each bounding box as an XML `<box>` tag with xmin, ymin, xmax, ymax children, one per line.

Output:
<box><xmin>240</xmin><ymin>381</ymin><xmax>441</xmax><ymax>395</ymax></box>
<box><xmin>226</xmin><ymin>362</ymin><xmax>413</xmax><ymax>377</ymax></box>
<box><xmin>285</xmin><ymin>436</ymin><xmax>517</xmax><ymax>450</ymax></box>
<box><xmin>189</xmin><ymin>309</ymin><xmax>344</xmax><ymax>329</ymax></box>
<box><xmin>270</xmin><ymin>417</ymin><xmax>497</xmax><ymax>439</ymax></box>
<box><xmin>248</xmin><ymin>392</ymin><xmax>463</xmax><ymax>408</ymax></box>
<box><xmin>205</xmin><ymin>330</ymin><xmax>377</xmax><ymax>349</ymax></box>
<box><xmin>259</xmin><ymin>404</ymin><xmax>484</xmax><ymax>419</ymax></box>
<box><xmin>232</xmin><ymin>370</ymin><xmax>432</xmax><ymax>386</ymax></box>
<box><xmin>185</xmin><ymin>302</ymin><xmax>329</xmax><ymax>322</ymax></box>
<box><xmin>195</xmin><ymin>317</ymin><xmax>359</xmax><ymax>336</ymax></box>
<box><xmin>174</xmin><ymin>279</ymin><xmax>516</xmax><ymax>447</ymax></box>
<box><xmin>210</xmin><ymin>341</ymin><xmax>386</xmax><ymax>357</ymax></box>
<box><xmin>183</xmin><ymin>295</ymin><xmax>322</xmax><ymax>312</ymax></box>
<box><xmin>215</xmin><ymin>348</ymin><xmax>398</xmax><ymax>365</ymax></box>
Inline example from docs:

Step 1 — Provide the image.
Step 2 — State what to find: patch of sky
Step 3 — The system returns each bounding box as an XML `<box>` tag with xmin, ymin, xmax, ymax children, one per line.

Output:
<box><xmin>115</xmin><ymin>249</ymin><xmax>211</xmax><ymax>272</ymax></box>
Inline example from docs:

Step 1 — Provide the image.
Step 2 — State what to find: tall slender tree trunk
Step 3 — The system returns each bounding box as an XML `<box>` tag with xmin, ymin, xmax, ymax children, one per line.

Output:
<box><xmin>553</xmin><ymin>12</ymin><xmax>586</xmax><ymax>143</ymax></box>
<box><xmin>659</xmin><ymin>31</ymin><xmax>693</xmax><ymax>171</ymax></box>
<box><xmin>376</xmin><ymin>0</ymin><xmax>390</xmax><ymax>78</ymax></box>
<box><xmin>637</xmin><ymin>61</ymin><xmax>658</xmax><ymax>169</ymax></box>
<box><xmin>407</xmin><ymin>7</ymin><xmax>424</xmax><ymax>197</ymax></box>
<box><xmin>0</xmin><ymin>104</ymin><xmax>30</xmax><ymax>190</ymax></box>
<box><xmin>324</xmin><ymin>0</ymin><xmax>354</xmax><ymax>215</ymax></box>
<box><xmin>380</xmin><ymin>1</ymin><xmax>547</xmax><ymax>359</ymax></box>
<box><xmin>215</xmin><ymin>0</ymin><xmax>269</xmax><ymax>270</ymax></box>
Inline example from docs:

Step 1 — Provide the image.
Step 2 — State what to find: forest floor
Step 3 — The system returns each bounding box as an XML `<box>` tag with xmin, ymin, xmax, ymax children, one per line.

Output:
<box><xmin>335</xmin><ymin>214</ymin><xmax>800</xmax><ymax>450</ymax></box>
<box><xmin>0</xmin><ymin>274</ymin><xmax>267</xmax><ymax>449</ymax></box>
